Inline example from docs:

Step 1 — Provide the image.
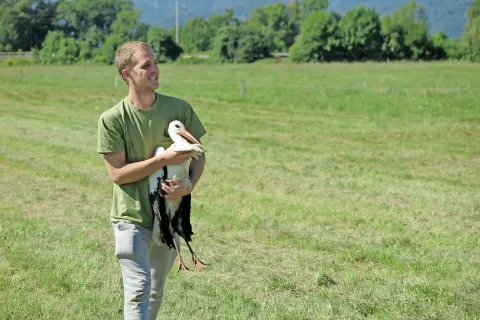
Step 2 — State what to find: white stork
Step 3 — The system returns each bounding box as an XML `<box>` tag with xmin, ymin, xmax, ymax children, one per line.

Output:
<box><xmin>148</xmin><ymin>120</ymin><xmax>207</xmax><ymax>271</ymax></box>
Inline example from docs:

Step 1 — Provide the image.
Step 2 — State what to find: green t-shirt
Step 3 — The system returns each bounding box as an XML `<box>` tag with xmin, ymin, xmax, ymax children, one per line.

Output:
<box><xmin>97</xmin><ymin>92</ymin><xmax>206</xmax><ymax>227</ymax></box>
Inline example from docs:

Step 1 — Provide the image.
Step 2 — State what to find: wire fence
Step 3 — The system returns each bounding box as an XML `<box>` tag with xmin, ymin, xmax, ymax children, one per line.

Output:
<box><xmin>0</xmin><ymin>51</ymin><xmax>32</xmax><ymax>61</ymax></box>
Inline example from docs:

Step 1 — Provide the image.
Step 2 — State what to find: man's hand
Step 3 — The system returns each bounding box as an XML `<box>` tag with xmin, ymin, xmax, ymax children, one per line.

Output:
<box><xmin>161</xmin><ymin>178</ymin><xmax>192</xmax><ymax>200</ymax></box>
<box><xmin>158</xmin><ymin>148</ymin><xmax>191</xmax><ymax>166</ymax></box>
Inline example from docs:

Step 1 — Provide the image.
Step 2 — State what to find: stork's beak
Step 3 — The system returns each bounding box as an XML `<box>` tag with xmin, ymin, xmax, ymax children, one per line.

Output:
<box><xmin>179</xmin><ymin>128</ymin><xmax>200</xmax><ymax>144</ymax></box>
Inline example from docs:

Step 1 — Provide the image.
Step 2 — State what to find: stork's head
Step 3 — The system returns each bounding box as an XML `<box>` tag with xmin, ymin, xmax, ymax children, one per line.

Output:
<box><xmin>168</xmin><ymin>120</ymin><xmax>200</xmax><ymax>145</ymax></box>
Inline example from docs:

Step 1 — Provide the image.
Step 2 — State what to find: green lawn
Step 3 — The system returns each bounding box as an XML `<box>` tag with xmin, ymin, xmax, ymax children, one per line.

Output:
<box><xmin>0</xmin><ymin>61</ymin><xmax>479</xmax><ymax>319</ymax></box>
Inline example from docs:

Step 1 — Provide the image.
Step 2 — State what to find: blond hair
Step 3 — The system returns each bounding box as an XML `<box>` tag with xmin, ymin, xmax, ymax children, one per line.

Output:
<box><xmin>115</xmin><ymin>41</ymin><xmax>152</xmax><ymax>82</ymax></box>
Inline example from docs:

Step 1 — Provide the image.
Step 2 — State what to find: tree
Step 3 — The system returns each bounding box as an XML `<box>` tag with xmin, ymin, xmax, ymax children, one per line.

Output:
<box><xmin>212</xmin><ymin>25</ymin><xmax>270</xmax><ymax>63</ymax></box>
<box><xmin>466</xmin><ymin>0</ymin><xmax>480</xmax><ymax>22</ymax></box>
<box><xmin>148</xmin><ymin>26</ymin><xmax>182</xmax><ymax>63</ymax></box>
<box><xmin>39</xmin><ymin>30</ymin><xmax>80</xmax><ymax>64</ymax></box>
<box><xmin>290</xmin><ymin>11</ymin><xmax>342</xmax><ymax>62</ymax></box>
<box><xmin>208</xmin><ymin>8</ymin><xmax>238</xmax><ymax>31</ymax></box>
<box><xmin>463</xmin><ymin>0</ymin><xmax>480</xmax><ymax>61</ymax></box>
<box><xmin>430</xmin><ymin>31</ymin><xmax>449</xmax><ymax>59</ymax></box>
<box><xmin>0</xmin><ymin>0</ymin><xmax>58</xmax><ymax>51</ymax></box>
<box><xmin>380</xmin><ymin>15</ymin><xmax>408</xmax><ymax>60</ymax></box>
<box><xmin>78</xmin><ymin>26</ymin><xmax>105</xmax><ymax>60</ymax></box>
<box><xmin>248</xmin><ymin>3</ymin><xmax>296</xmax><ymax>51</ymax></box>
<box><xmin>463</xmin><ymin>17</ymin><xmax>480</xmax><ymax>61</ymax></box>
<box><xmin>102</xmin><ymin>9</ymin><xmax>146</xmax><ymax>63</ymax></box>
<box><xmin>55</xmin><ymin>0</ymin><xmax>133</xmax><ymax>39</ymax></box>
<box><xmin>39</xmin><ymin>31</ymin><xmax>64</xmax><ymax>63</ymax></box>
<box><xmin>207</xmin><ymin>8</ymin><xmax>238</xmax><ymax>50</ymax></box>
<box><xmin>381</xmin><ymin>0</ymin><xmax>432</xmax><ymax>60</ymax></box>
<box><xmin>287</xmin><ymin>0</ymin><xmax>302</xmax><ymax>35</ymax></box>
<box><xmin>56</xmin><ymin>37</ymin><xmax>81</xmax><ymax>64</ymax></box>
<box><xmin>339</xmin><ymin>7</ymin><xmax>382</xmax><ymax>61</ymax></box>
<box><xmin>300</xmin><ymin>0</ymin><xmax>328</xmax><ymax>18</ymax></box>
<box><xmin>180</xmin><ymin>17</ymin><xmax>211</xmax><ymax>53</ymax></box>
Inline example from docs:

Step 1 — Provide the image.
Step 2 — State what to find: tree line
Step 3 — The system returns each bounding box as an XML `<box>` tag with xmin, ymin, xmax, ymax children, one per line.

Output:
<box><xmin>1</xmin><ymin>0</ymin><xmax>479</xmax><ymax>64</ymax></box>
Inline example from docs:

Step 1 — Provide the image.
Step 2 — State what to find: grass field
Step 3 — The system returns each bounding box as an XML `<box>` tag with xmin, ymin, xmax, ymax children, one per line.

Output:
<box><xmin>0</xmin><ymin>61</ymin><xmax>479</xmax><ymax>320</ymax></box>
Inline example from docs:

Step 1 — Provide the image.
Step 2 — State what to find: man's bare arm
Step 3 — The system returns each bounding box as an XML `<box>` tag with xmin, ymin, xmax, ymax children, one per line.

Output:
<box><xmin>189</xmin><ymin>154</ymin><xmax>206</xmax><ymax>192</ymax></box>
<box><xmin>103</xmin><ymin>149</ymin><xmax>192</xmax><ymax>185</ymax></box>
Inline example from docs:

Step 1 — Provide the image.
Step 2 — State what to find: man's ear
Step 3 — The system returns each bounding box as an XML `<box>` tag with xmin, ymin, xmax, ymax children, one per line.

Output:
<box><xmin>121</xmin><ymin>69</ymin><xmax>129</xmax><ymax>82</ymax></box>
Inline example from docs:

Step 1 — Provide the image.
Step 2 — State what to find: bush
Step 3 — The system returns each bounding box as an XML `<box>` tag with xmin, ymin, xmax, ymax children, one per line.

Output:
<box><xmin>2</xmin><ymin>57</ymin><xmax>33</xmax><ymax>66</ymax></box>
<box><xmin>31</xmin><ymin>48</ymin><xmax>40</xmax><ymax>62</ymax></box>
<box><xmin>175</xmin><ymin>56</ymin><xmax>214</xmax><ymax>65</ymax></box>
<box><xmin>290</xmin><ymin>11</ymin><xmax>342</xmax><ymax>63</ymax></box>
<box><xmin>147</xmin><ymin>27</ymin><xmax>183</xmax><ymax>63</ymax></box>
<box><xmin>212</xmin><ymin>25</ymin><xmax>271</xmax><ymax>63</ymax></box>
<box><xmin>93</xmin><ymin>54</ymin><xmax>109</xmax><ymax>64</ymax></box>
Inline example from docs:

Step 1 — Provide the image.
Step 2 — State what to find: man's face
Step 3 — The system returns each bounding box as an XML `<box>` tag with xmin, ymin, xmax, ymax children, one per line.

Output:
<box><xmin>126</xmin><ymin>49</ymin><xmax>159</xmax><ymax>92</ymax></box>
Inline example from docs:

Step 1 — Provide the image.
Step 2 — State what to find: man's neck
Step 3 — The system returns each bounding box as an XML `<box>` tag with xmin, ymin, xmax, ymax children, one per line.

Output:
<box><xmin>128</xmin><ymin>90</ymin><xmax>157</xmax><ymax>110</ymax></box>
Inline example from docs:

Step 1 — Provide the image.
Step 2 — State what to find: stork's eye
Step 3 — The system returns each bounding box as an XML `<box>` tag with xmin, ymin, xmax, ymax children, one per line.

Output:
<box><xmin>175</xmin><ymin>124</ymin><xmax>180</xmax><ymax>128</ymax></box>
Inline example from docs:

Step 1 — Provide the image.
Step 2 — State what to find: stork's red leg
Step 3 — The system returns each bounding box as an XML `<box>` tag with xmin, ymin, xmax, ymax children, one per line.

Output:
<box><xmin>172</xmin><ymin>237</ymin><xmax>190</xmax><ymax>272</ymax></box>
<box><xmin>185</xmin><ymin>241</ymin><xmax>208</xmax><ymax>267</ymax></box>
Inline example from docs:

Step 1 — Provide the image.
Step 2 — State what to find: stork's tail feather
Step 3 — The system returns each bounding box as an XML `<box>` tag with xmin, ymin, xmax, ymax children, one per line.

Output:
<box><xmin>172</xmin><ymin>194</ymin><xmax>194</xmax><ymax>241</ymax></box>
<box><xmin>152</xmin><ymin>178</ymin><xmax>175</xmax><ymax>249</ymax></box>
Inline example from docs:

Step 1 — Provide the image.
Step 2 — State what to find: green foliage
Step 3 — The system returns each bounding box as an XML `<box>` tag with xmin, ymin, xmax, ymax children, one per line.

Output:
<box><xmin>174</xmin><ymin>56</ymin><xmax>214</xmax><ymax>65</ymax></box>
<box><xmin>39</xmin><ymin>31</ymin><xmax>81</xmax><ymax>64</ymax></box>
<box><xmin>57</xmin><ymin>38</ymin><xmax>81</xmax><ymax>64</ymax></box>
<box><xmin>430</xmin><ymin>31</ymin><xmax>464</xmax><ymax>60</ymax></box>
<box><xmin>207</xmin><ymin>9</ymin><xmax>239</xmax><ymax>45</ymax></box>
<box><xmin>248</xmin><ymin>3</ymin><xmax>297</xmax><ymax>52</ymax></box>
<box><xmin>380</xmin><ymin>16</ymin><xmax>408</xmax><ymax>60</ymax></box>
<box><xmin>290</xmin><ymin>11</ymin><xmax>342</xmax><ymax>62</ymax></box>
<box><xmin>443</xmin><ymin>38</ymin><xmax>464</xmax><ymax>60</ymax></box>
<box><xmin>1</xmin><ymin>57</ymin><xmax>33</xmax><ymax>66</ymax></box>
<box><xmin>77</xmin><ymin>27</ymin><xmax>104</xmax><ymax>61</ymax></box>
<box><xmin>463</xmin><ymin>16</ymin><xmax>480</xmax><ymax>62</ymax></box>
<box><xmin>180</xmin><ymin>17</ymin><xmax>211</xmax><ymax>53</ymax></box>
<box><xmin>463</xmin><ymin>0</ymin><xmax>480</xmax><ymax>62</ymax></box>
<box><xmin>430</xmin><ymin>31</ymin><xmax>449</xmax><ymax>59</ymax></box>
<box><xmin>0</xmin><ymin>0</ymin><xmax>474</xmax><ymax>64</ymax></box>
<box><xmin>466</xmin><ymin>0</ymin><xmax>480</xmax><ymax>22</ymax></box>
<box><xmin>300</xmin><ymin>0</ymin><xmax>328</xmax><ymax>18</ymax></box>
<box><xmin>0</xmin><ymin>0</ymin><xmax>57</xmax><ymax>51</ymax></box>
<box><xmin>55</xmin><ymin>0</ymin><xmax>133</xmax><ymax>39</ymax></box>
<box><xmin>147</xmin><ymin>26</ymin><xmax>183</xmax><ymax>63</ymax></box>
<box><xmin>212</xmin><ymin>25</ymin><xmax>271</xmax><ymax>63</ymax></box>
<box><xmin>381</xmin><ymin>0</ymin><xmax>436</xmax><ymax>60</ymax></box>
<box><xmin>39</xmin><ymin>31</ymin><xmax>64</xmax><ymax>64</ymax></box>
<box><xmin>93</xmin><ymin>54</ymin><xmax>109</xmax><ymax>64</ymax></box>
<box><xmin>101</xmin><ymin>34</ymin><xmax>123</xmax><ymax>65</ymax></box>
<box><xmin>287</xmin><ymin>0</ymin><xmax>302</xmax><ymax>35</ymax></box>
<box><xmin>102</xmin><ymin>9</ymin><xmax>146</xmax><ymax>64</ymax></box>
<box><xmin>339</xmin><ymin>7</ymin><xmax>382</xmax><ymax>61</ymax></box>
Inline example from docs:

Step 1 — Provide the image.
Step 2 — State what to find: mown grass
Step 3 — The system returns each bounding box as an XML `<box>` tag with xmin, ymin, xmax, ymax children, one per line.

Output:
<box><xmin>0</xmin><ymin>61</ymin><xmax>479</xmax><ymax>319</ymax></box>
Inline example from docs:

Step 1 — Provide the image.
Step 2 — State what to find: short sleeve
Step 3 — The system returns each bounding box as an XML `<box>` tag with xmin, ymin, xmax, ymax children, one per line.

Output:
<box><xmin>182</xmin><ymin>102</ymin><xmax>206</xmax><ymax>140</ymax></box>
<box><xmin>97</xmin><ymin>112</ymin><xmax>125</xmax><ymax>154</ymax></box>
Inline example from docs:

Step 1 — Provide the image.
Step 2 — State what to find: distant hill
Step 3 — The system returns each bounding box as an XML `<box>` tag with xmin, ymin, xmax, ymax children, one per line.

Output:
<box><xmin>133</xmin><ymin>0</ymin><xmax>473</xmax><ymax>39</ymax></box>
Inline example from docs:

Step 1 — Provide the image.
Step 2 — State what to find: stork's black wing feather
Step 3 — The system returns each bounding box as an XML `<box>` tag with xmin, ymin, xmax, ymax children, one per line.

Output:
<box><xmin>172</xmin><ymin>194</ymin><xmax>194</xmax><ymax>242</ymax></box>
<box><xmin>152</xmin><ymin>179</ymin><xmax>175</xmax><ymax>249</ymax></box>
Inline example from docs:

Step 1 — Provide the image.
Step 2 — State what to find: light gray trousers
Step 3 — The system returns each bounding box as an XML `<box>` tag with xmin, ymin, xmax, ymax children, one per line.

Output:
<box><xmin>112</xmin><ymin>222</ymin><xmax>178</xmax><ymax>320</ymax></box>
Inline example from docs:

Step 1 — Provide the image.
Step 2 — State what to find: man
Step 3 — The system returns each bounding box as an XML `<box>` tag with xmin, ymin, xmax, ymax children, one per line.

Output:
<box><xmin>97</xmin><ymin>41</ymin><xmax>206</xmax><ymax>320</ymax></box>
